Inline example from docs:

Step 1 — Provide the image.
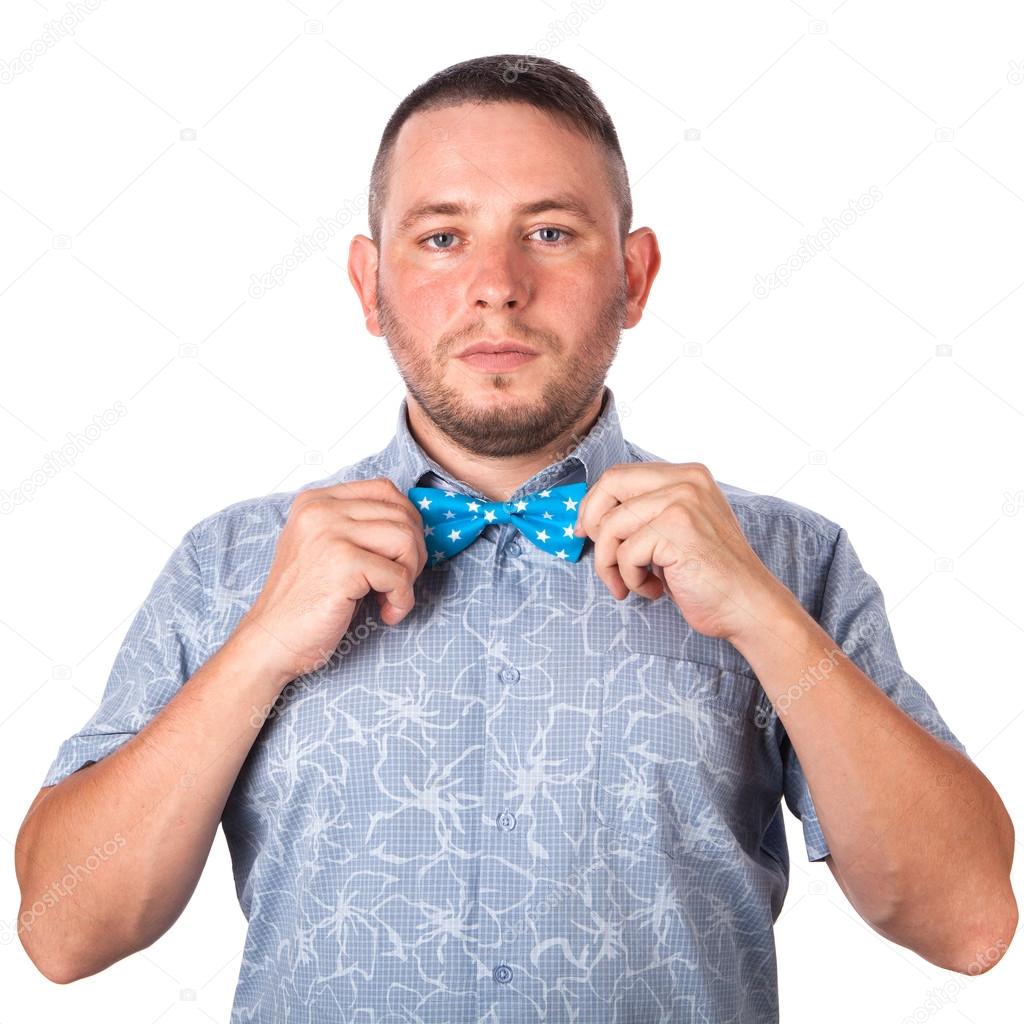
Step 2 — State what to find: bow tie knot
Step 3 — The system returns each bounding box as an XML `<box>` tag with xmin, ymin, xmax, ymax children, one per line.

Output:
<box><xmin>408</xmin><ymin>482</ymin><xmax>588</xmax><ymax>564</ymax></box>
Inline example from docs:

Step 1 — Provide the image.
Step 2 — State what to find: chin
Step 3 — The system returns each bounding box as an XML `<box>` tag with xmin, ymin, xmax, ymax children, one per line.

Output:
<box><xmin>458</xmin><ymin>377</ymin><xmax>545</xmax><ymax>404</ymax></box>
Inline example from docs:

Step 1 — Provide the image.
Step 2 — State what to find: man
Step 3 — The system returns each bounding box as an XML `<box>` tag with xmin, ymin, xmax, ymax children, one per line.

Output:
<box><xmin>16</xmin><ymin>54</ymin><xmax>1016</xmax><ymax>1023</ymax></box>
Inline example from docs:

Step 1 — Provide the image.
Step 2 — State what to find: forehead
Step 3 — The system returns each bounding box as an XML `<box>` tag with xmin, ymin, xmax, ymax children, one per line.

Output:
<box><xmin>384</xmin><ymin>101</ymin><xmax>612</xmax><ymax>221</ymax></box>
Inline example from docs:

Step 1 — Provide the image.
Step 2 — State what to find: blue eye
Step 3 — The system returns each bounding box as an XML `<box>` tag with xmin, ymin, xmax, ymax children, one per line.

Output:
<box><xmin>424</xmin><ymin>232</ymin><xmax>457</xmax><ymax>250</ymax></box>
<box><xmin>418</xmin><ymin>227</ymin><xmax>575</xmax><ymax>252</ymax></box>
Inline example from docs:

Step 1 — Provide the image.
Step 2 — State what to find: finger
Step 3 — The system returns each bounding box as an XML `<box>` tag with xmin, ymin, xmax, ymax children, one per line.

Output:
<box><xmin>335</xmin><ymin>519</ymin><xmax>425</xmax><ymax>607</ymax></box>
<box><xmin>349</xmin><ymin>547</ymin><xmax>419</xmax><ymax>621</ymax></box>
<box><xmin>614</xmin><ymin>528</ymin><xmax>666</xmax><ymax>598</ymax></box>
<box><xmin>575</xmin><ymin>463</ymin><xmax>679</xmax><ymax>540</ymax></box>
<box><xmin>590</xmin><ymin>488</ymin><xmax>676</xmax><ymax>596</ymax></box>
<box><xmin>336</xmin><ymin>498</ymin><xmax>428</xmax><ymax>574</ymax></box>
<box><xmin>291</xmin><ymin>477</ymin><xmax>416</xmax><ymax>524</ymax></box>
<box><xmin>296</xmin><ymin>495</ymin><xmax>428</xmax><ymax>576</ymax></box>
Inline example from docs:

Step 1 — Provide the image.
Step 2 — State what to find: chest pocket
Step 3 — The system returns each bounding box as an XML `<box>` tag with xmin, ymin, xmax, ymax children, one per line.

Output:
<box><xmin>594</xmin><ymin>651</ymin><xmax>775</xmax><ymax>860</ymax></box>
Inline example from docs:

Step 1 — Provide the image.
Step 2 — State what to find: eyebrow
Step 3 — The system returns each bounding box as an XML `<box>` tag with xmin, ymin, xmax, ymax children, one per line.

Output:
<box><xmin>396</xmin><ymin>193</ymin><xmax>599</xmax><ymax>235</ymax></box>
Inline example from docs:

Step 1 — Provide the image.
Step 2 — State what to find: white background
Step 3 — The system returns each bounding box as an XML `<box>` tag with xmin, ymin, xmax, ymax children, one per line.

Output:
<box><xmin>2</xmin><ymin>0</ymin><xmax>1022</xmax><ymax>1020</ymax></box>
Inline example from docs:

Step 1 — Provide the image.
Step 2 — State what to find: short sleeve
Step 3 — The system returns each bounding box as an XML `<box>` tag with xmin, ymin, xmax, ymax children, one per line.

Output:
<box><xmin>781</xmin><ymin>526</ymin><xmax>969</xmax><ymax>862</ymax></box>
<box><xmin>40</xmin><ymin>527</ymin><xmax>208</xmax><ymax>788</ymax></box>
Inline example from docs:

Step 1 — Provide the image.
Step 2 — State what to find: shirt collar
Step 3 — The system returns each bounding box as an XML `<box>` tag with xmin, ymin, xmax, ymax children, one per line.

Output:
<box><xmin>382</xmin><ymin>385</ymin><xmax>631</xmax><ymax>500</ymax></box>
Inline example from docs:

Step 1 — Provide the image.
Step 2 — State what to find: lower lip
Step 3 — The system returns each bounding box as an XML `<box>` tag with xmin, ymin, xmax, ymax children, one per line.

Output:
<box><xmin>458</xmin><ymin>351</ymin><xmax>539</xmax><ymax>372</ymax></box>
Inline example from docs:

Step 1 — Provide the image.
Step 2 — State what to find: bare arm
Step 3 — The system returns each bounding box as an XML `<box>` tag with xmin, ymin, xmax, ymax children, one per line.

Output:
<box><xmin>729</xmin><ymin>586</ymin><xmax>1017</xmax><ymax>974</ymax></box>
<box><xmin>16</xmin><ymin>477</ymin><xmax>426</xmax><ymax>984</ymax></box>
<box><xmin>14</xmin><ymin>622</ymin><xmax>291</xmax><ymax>983</ymax></box>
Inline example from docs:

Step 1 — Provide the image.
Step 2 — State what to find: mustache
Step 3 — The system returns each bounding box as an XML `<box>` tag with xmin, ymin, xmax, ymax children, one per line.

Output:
<box><xmin>444</xmin><ymin>320</ymin><xmax>558</xmax><ymax>353</ymax></box>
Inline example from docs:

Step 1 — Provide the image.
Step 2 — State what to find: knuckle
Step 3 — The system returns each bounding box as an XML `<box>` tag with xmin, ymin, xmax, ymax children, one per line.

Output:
<box><xmin>288</xmin><ymin>490</ymin><xmax>315</xmax><ymax>515</ymax></box>
<box><xmin>290</xmin><ymin>495</ymin><xmax>326</xmax><ymax>524</ymax></box>
<box><xmin>373</xmin><ymin>475</ymin><xmax>402</xmax><ymax>496</ymax></box>
<box><xmin>330</xmin><ymin>536</ymin><xmax>353</xmax><ymax>559</ymax></box>
<box><xmin>395</xmin><ymin>519</ymin><xmax>417</xmax><ymax>539</ymax></box>
<box><xmin>668</xmin><ymin>503</ymin><xmax>693</xmax><ymax>526</ymax></box>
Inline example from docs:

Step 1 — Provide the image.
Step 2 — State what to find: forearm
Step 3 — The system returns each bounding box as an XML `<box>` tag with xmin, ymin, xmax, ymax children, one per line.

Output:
<box><xmin>730</xmin><ymin>585</ymin><xmax>1017</xmax><ymax>971</ymax></box>
<box><xmin>15</xmin><ymin>621</ymin><xmax>291</xmax><ymax>983</ymax></box>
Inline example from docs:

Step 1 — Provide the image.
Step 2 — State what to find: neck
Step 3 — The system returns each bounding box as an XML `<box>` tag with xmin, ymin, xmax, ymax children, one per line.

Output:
<box><xmin>406</xmin><ymin>390</ymin><xmax>605</xmax><ymax>502</ymax></box>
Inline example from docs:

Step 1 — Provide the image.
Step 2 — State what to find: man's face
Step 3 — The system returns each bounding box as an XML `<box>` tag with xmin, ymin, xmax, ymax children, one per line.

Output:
<box><xmin>365</xmin><ymin>101</ymin><xmax>632</xmax><ymax>458</ymax></box>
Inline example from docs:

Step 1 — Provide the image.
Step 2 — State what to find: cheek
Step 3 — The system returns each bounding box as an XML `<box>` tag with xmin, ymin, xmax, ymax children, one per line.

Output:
<box><xmin>388</xmin><ymin>266</ymin><xmax>460</xmax><ymax>336</ymax></box>
<box><xmin>550</xmin><ymin>249</ymin><xmax>618</xmax><ymax>298</ymax></box>
<box><xmin>546</xmin><ymin>267</ymin><xmax>611</xmax><ymax>319</ymax></box>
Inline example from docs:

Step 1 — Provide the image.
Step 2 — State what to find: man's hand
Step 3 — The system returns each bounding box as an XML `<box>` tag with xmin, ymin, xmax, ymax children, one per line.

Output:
<box><xmin>573</xmin><ymin>462</ymin><xmax>797</xmax><ymax>643</ymax></box>
<box><xmin>238</xmin><ymin>477</ymin><xmax>428</xmax><ymax>681</ymax></box>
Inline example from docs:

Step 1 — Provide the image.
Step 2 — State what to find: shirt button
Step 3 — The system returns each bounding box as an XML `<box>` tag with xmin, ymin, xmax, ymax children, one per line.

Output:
<box><xmin>496</xmin><ymin>809</ymin><xmax>516</xmax><ymax>831</ymax></box>
<box><xmin>493</xmin><ymin>963</ymin><xmax>513</xmax><ymax>984</ymax></box>
<box><xmin>507</xmin><ymin>541</ymin><xmax>522</xmax><ymax>557</ymax></box>
<box><xmin>499</xmin><ymin>665</ymin><xmax>520</xmax><ymax>684</ymax></box>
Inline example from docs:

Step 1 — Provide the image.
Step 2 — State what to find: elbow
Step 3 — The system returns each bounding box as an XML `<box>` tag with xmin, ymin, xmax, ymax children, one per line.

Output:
<box><xmin>864</xmin><ymin>869</ymin><xmax>1019</xmax><ymax>976</ymax></box>
<box><xmin>16</xmin><ymin>898</ymin><xmax>106</xmax><ymax>986</ymax></box>
<box><xmin>19</xmin><ymin>921</ymin><xmax>84</xmax><ymax>985</ymax></box>
<box><xmin>943</xmin><ymin>886</ymin><xmax>1018</xmax><ymax>976</ymax></box>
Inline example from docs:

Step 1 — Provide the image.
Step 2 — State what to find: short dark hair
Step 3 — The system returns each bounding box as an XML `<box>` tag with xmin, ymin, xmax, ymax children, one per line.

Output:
<box><xmin>368</xmin><ymin>54</ymin><xmax>632</xmax><ymax>247</ymax></box>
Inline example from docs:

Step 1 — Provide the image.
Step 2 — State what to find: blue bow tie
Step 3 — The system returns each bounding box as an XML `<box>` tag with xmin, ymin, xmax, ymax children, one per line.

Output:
<box><xmin>407</xmin><ymin>482</ymin><xmax>589</xmax><ymax>564</ymax></box>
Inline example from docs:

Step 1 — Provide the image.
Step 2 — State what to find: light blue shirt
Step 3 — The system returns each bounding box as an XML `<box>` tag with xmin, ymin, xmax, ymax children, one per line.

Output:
<box><xmin>42</xmin><ymin>385</ymin><xmax>968</xmax><ymax>1022</ymax></box>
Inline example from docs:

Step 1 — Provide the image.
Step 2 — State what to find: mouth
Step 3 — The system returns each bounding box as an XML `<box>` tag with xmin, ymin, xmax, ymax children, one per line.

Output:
<box><xmin>456</xmin><ymin>340</ymin><xmax>540</xmax><ymax>373</ymax></box>
<box><xmin>456</xmin><ymin>340</ymin><xmax>539</xmax><ymax>358</ymax></box>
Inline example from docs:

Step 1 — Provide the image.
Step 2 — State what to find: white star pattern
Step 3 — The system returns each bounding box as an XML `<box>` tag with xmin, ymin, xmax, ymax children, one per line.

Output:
<box><xmin>408</xmin><ymin>482</ymin><xmax>588</xmax><ymax>564</ymax></box>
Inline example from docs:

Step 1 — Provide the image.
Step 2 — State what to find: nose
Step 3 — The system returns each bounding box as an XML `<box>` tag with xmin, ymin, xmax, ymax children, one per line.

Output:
<box><xmin>465</xmin><ymin>240</ymin><xmax>530</xmax><ymax>312</ymax></box>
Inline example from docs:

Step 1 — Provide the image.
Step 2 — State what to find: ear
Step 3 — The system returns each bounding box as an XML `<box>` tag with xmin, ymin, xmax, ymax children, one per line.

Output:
<box><xmin>622</xmin><ymin>227</ymin><xmax>661</xmax><ymax>329</ymax></box>
<box><xmin>348</xmin><ymin>234</ymin><xmax>383</xmax><ymax>336</ymax></box>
